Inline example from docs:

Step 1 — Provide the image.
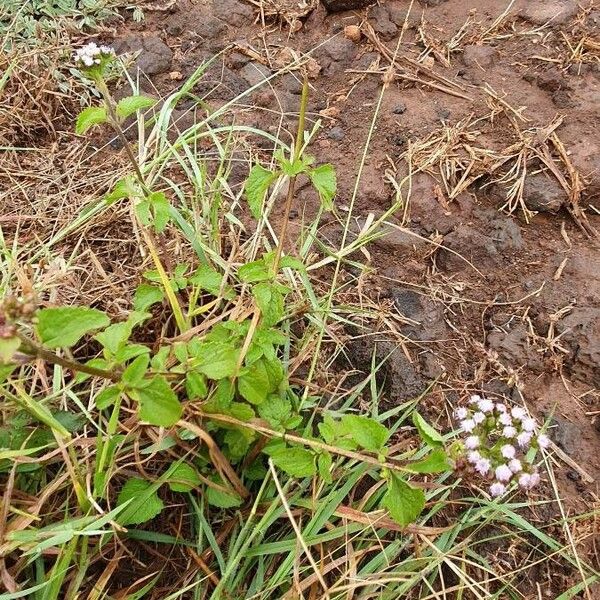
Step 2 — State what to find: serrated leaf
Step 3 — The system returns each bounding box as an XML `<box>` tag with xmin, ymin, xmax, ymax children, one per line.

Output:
<box><xmin>0</xmin><ymin>337</ymin><xmax>20</xmax><ymax>364</ymax></box>
<box><xmin>317</xmin><ymin>451</ymin><xmax>333</xmax><ymax>483</ymax></box>
<box><xmin>406</xmin><ymin>448</ymin><xmax>450</xmax><ymax>474</ymax></box>
<box><xmin>122</xmin><ymin>354</ymin><xmax>149</xmax><ymax>388</ymax></box>
<box><xmin>117</xmin><ymin>478</ymin><xmax>164</xmax><ymax>525</ymax></box>
<box><xmin>279</xmin><ymin>256</ymin><xmax>306</xmax><ymax>272</ymax></box>
<box><xmin>238</xmin><ymin>259</ymin><xmax>271</xmax><ymax>283</ymax></box>
<box><xmin>105</xmin><ymin>176</ymin><xmax>138</xmax><ymax>204</ymax></box>
<box><xmin>37</xmin><ymin>307</ymin><xmax>110</xmax><ymax>348</ymax></box>
<box><xmin>238</xmin><ymin>359</ymin><xmax>270</xmax><ymax>405</ymax></box>
<box><xmin>245</xmin><ymin>164</ymin><xmax>277</xmax><ymax>220</ymax></box>
<box><xmin>309</xmin><ymin>164</ymin><xmax>336</xmax><ymax>210</ymax></box>
<box><xmin>190</xmin><ymin>342</ymin><xmax>239</xmax><ymax>380</ymax></box>
<box><xmin>270</xmin><ymin>447</ymin><xmax>316</xmax><ymax>478</ymax></box>
<box><xmin>95</xmin><ymin>385</ymin><xmax>121</xmax><ymax>409</ymax></box>
<box><xmin>116</xmin><ymin>94</ymin><xmax>156</xmax><ymax>118</ymax></box>
<box><xmin>258</xmin><ymin>395</ymin><xmax>292</xmax><ymax>428</ymax></box>
<box><xmin>412</xmin><ymin>412</ymin><xmax>444</xmax><ymax>447</ymax></box>
<box><xmin>253</xmin><ymin>282</ymin><xmax>284</xmax><ymax>327</ymax></box>
<box><xmin>76</xmin><ymin>106</ymin><xmax>108</xmax><ymax>135</ymax></box>
<box><xmin>189</xmin><ymin>264</ymin><xmax>224</xmax><ymax>296</ymax></box>
<box><xmin>147</xmin><ymin>191</ymin><xmax>170</xmax><ymax>233</ymax></box>
<box><xmin>383</xmin><ymin>474</ymin><xmax>425</xmax><ymax>527</ymax></box>
<box><xmin>224</xmin><ymin>428</ymin><xmax>253</xmax><ymax>461</ymax></box>
<box><xmin>133</xmin><ymin>284</ymin><xmax>164</xmax><ymax>312</ymax></box>
<box><xmin>134</xmin><ymin>376</ymin><xmax>182</xmax><ymax>427</ymax></box>
<box><xmin>168</xmin><ymin>463</ymin><xmax>200</xmax><ymax>492</ymax></box>
<box><xmin>185</xmin><ymin>372</ymin><xmax>208</xmax><ymax>400</ymax></box>
<box><xmin>341</xmin><ymin>414</ymin><xmax>389</xmax><ymax>452</ymax></box>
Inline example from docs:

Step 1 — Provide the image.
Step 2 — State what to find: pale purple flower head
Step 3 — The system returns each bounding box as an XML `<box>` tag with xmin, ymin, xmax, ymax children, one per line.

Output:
<box><xmin>469</xmin><ymin>394</ymin><xmax>482</xmax><ymax>405</ymax></box>
<box><xmin>511</xmin><ymin>406</ymin><xmax>526</xmax><ymax>420</ymax></box>
<box><xmin>477</xmin><ymin>398</ymin><xmax>494</xmax><ymax>413</ymax></box>
<box><xmin>509</xmin><ymin>458</ymin><xmax>523</xmax><ymax>473</ymax></box>
<box><xmin>475</xmin><ymin>457</ymin><xmax>491</xmax><ymax>475</ymax></box>
<box><xmin>503</xmin><ymin>425</ymin><xmax>517</xmax><ymax>438</ymax></box>
<box><xmin>495</xmin><ymin>403</ymin><xmax>507</xmax><ymax>413</ymax></box>
<box><xmin>461</xmin><ymin>419</ymin><xmax>476</xmax><ymax>433</ymax></box>
<box><xmin>468</xmin><ymin>450</ymin><xmax>481</xmax><ymax>463</ymax></box>
<box><xmin>517</xmin><ymin>431</ymin><xmax>532</xmax><ymax>448</ymax></box>
<box><xmin>74</xmin><ymin>42</ymin><xmax>114</xmax><ymax>68</ymax></box>
<box><xmin>472</xmin><ymin>411</ymin><xmax>486</xmax><ymax>424</ymax></box>
<box><xmin>499</xmin><ymin>412</ymin><xmax>513</xmax><ymax>426</ymax></box>
<box><xmin>454</xmin><ymin>407</ymin><xmax>468</xmax><ymax>420</ymax></box>
<box><xmin>490</xmin><ymin>482</ymin><xmax>506</xmax><ymax>497</ymax></box>
<box><xmin>521</xmin><ymin>417</ymin><xmax>536</xmax><ymax>432</ymax></box>
<box><xmin>538</xmin><ymin>434</ymin><xmax>551</xmax><ymax>449</ymax></box>
<box><xmin>501</xmin><ymin>444</ymin><xmax>516</xmax><ymax>459</ymax></box>
<box><xmin>495</xmin><ymin>464</ymin><xmax>513</xmax><ymax>482</ymax></box>
<box><xmin>465</xmin><ymin>435</ymin><xmax>480</xmax><ymax>450</ymax></box>
<box><xmin>519</xmin><ymin>471</ymin><xmax>540</xmax><ymax>490</ymax></box>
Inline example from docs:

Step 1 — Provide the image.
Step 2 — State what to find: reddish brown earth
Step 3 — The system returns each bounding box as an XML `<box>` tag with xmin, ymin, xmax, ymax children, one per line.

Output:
<box><xmin>103</xmin><ymin>0</ymin><xmax>599</xmax><ymax>589</ymax></box>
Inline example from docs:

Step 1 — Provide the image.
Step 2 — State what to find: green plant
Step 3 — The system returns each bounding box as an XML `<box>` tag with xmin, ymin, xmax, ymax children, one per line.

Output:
<box><xmin>2</xmin><ymin>40</ymin><xmax>597</xmax><ymax>600</ymax></box>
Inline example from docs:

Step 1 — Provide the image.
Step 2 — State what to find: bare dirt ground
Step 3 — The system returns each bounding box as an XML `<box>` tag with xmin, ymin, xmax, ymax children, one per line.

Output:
<box><xmin>3</xmin><ymin>0</ymin><xmax>600</xmax><ymax>596</ymax></box>
<box><xmin>112</xmin><ymin>0</ymin><xmax>600</xmax><ymax>496</ymax></box>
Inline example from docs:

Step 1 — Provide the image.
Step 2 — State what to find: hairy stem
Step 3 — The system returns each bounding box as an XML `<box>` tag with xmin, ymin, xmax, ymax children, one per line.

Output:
<box><xmin>16</xmin><ymin>332</ymin><xmax>121</xmax><ymax>382</ymax></box>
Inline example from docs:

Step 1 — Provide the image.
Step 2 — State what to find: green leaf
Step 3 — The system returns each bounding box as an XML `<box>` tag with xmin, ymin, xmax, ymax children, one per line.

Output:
<box><xmin>0</xmin><ymin>337</ymin><xmax>20</xmax><ymax>364</ymax></box>
<box><xmin>134</xmin><ymin>376</ymin><xmax>182</xmax><ymax>427</ymax></box>
<box><xmin>116</xmin><ymin>94</ymin><xmax>156</xmax><ymax>118</ymax></box>
<box><xmin>37</xmin><ymin>307</ymin><xmax>110</xmax><ymax>348</ymax></box>
<box><xmin>238</xmin><ymin>359</ymin><xmax>270</xmax><ymax>405</ymax></box>
<box><xmin>168</xmin><ymin>463</ymin><xmax>200</xmax><ymax>492</ymax></box>
<box><xmin>224</xmin><ymin>428</ymin><xmax>253</xmax><ymax>460</ymax></box>
<box><xmin>133</xmin><ymin>284</ymin><xmax>164</xmax><ymax>312</ymax></box>
<box><xmin>258</xmin><ymin>395</ymin><xmax>292</xmax><ymax>427</ymax></box>
<box><xmin>309</xmin><ymin>164</ymin><xmax>336</xmax><ymax>210</ymax></box>
<box><xmin>253</xmin><ymin>282</ymin><xmax>284</xmax><ymax>327</ymax></box>
<box><xmin>244</xmin><ymin>164</ymin><xmax>276</xmax><ymax>220</ymax></box>
<box><xmin>117</xmin><ymin>478</ymin><xmax>164</xmax><ymax>525</ymax></box>
<box><xmin>279</xmin><ymin>256</ymin><xmax>306</xmax><ymax>272</ymax></box>
<box><xmin>148</xmin><ymin>192</ymin><xmax>171</xmax><ymax>233</ymax></box>
<box><xmin>206</xmin><ymin>479</ymin><xmax>243</xmax><ymax>508</ymax></box>
<box><xmin>185</xmin><ymin>372</ymin><xmax>208</xmax><ymax>400</ymax></box>
<box><xmin>341</xmin><ymin>415</ymin><xmax>389</xmax><ymax>452</ymax></box>
<box><xmin>412</xmin><ymin>412</ymin><xmax>444</xmax><ymax>447</ymax></box>
<box><xmin>122</xmin><ymin>354</ymin><xmax>149</xmax><ymax>388</ymax></box>
<box><xmin>238</xmin><ymin>259</ymin><xmax>271</xmax><ymax>283</ymax></box>
<box><xmin>383</xmin><ymin>474</ymin><xmax>425</xmax><ymax>527</ymax></box>
<box><xmin>105</xmin><ymin>176</ymin><xmax>138</xmax><ymax>204</ymax></box>
<box><xmin>190</xmin><ymin>342</ymin><xmax>239</xmax><ymax>380</ymax></box>
<box><xmin>189</xmin><ymin>264</ymin><xmax>224</xmax><ymax>296</ymax></box>
<box><xmin>95</xmin><ymin>385</ymin><xmax>121</xmax><ymax>410</ymax></box>
<box><xmin>269</xmin><ymin>447</ymin><xmax>316</xmax><ymax>478</ymax></box>
<box><xmin>75</xmin><ymin>106</ymin><xmax>108</xmax><ymax>135</ymax></box>
<box><xmin>406</xmin><ymin>448</ymin><xmax>450</xmax><ymax>474</ymax></box>
<box><xmin>317</xmin><ymin>451</ymin><xmax>333</xmax><ymax>483</ymax></box>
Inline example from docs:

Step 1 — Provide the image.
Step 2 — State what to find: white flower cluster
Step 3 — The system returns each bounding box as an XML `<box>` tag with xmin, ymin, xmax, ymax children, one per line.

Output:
<box><xmin>455</xmin><ymin>395</ymin><xmax>550</xmax><ymax>498</ymax></box>
<box><xmin>74</xmin><ymin>42</ymin><xmax>114</xmax><ymax>67</ymax></box>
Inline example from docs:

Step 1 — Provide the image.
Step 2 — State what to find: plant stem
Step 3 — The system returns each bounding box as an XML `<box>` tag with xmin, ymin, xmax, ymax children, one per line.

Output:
<box><xmin>16</xmin><ymin>332</ymin><xmax>120</xmax><ymax>382</ymax></box>
<box><xmin>271</xmin><ymin>72</ymin><xmax>309</xmax><ymax>275</ymax></box>
<box><xmin>95</xmin><ymin>77</ymin><xmax>189</xmax><ymax>333</ymax></box>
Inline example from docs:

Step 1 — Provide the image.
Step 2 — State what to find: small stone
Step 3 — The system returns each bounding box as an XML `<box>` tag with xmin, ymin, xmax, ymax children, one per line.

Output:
<box><xmin>523</xmin><ymin>173</ymin><xmax>567</xmax><ymax>213</ymax></box>
<box><xmin>169</xmin><ymin>70</ymin><xmax>183</xmax><ymax>80</ymax></box>
<box><xmin>462</xmin><ymin>45</ymin><xmax>497</xmax><ymax>69</ymax></box>
<box><xmin>392</xmin><ymin>102</ymin><xmax>406</xmax><ymax>114</ymax></box>
<box><xmin>238</xmin><ymin>61</ymin><xmax>272</xmax><ymax>87</ymax></box>
<box><xmin>137</xmin><ymin>36</ymin><xmax>173</xmax><ymax>75</ymax></box>
<box><xmin>318</xmin><ymin>37</ymin><xmax>356</xmax><ymax>63</ymax></box>
<box><xmin>327</xmin><ymin>126</ymin><xmax>345</xmax><ymax>141</ymax></box>
<box><xmin>344</xmin><ymin>24</ymin><xmax>362</xmax><ymax>43</ymax></box>
<box><xmin>321</xmin><ymin>0</ymin><xmax>376</xmax><ymax>12</ymax></box>
<box><xmin>213</xmin><ymin>0</ymin><xmax>254</xmax><ymax>27</ymax></box>
<box><xmin>536</xmin><ymin>68</ymin><xmax>568</xmax><ymax>93</ymax></box>
<box><xmin>227</xmin><ymin>50</ymin><xmax>251</xmax><ymax>70</ymax></box>
<box><xmin>521</xmin><ymin>0</ymin><xmax>578</xmax><ymax>26</ymax></box>
<box><xmin>369</xmin><ymin>6</ymin><xmax>397</xmax><ymax>41</ymax></box>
